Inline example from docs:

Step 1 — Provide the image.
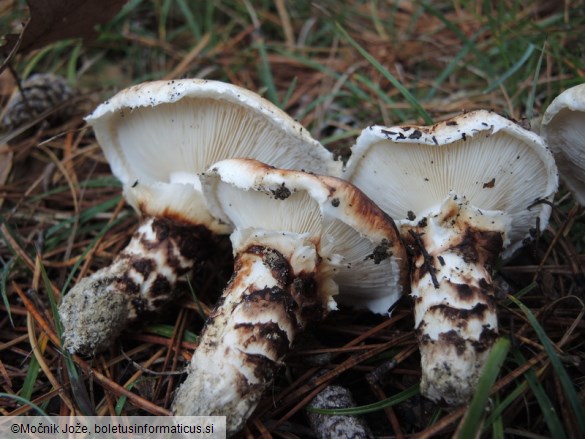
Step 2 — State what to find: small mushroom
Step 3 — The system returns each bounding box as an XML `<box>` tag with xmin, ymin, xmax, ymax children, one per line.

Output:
<box><xmin>59</xmin><ymin>79</ymin><xmax>340</xmax><ymax>355</ymax></box>
<box><xmin>541</xmin><ymin>83</ymin><xmax>585</xmax><ymax>205</ymax></box>
<box><xmin>172</xmin><ymin>159</ymin><xmax>408</xmax><ymax>435</ymax></box>
<box><xmin>343</xmin><ymin>110</ymin><xmax>558</xmax><ymax>405</ymax></box>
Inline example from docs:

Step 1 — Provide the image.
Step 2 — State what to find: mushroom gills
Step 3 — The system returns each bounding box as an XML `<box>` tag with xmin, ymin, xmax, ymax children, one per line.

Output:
<box><xmin>540</xmin><ymin>83</ymin><xmax>585</xmax><ymax>205</ymax></box>
<box><xmin>402</xmin><ymin>194</ymin><xmax>510</xmax><ymax>405</ymax></box>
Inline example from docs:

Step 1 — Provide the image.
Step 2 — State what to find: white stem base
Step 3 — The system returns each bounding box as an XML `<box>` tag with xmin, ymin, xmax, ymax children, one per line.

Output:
<box><xmin>59</xmin><ymin>216</ymin><xmax>212</xmax><ymax>355</ymax></box>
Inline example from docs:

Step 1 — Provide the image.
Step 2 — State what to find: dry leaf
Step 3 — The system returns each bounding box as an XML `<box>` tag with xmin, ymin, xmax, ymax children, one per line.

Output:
<box><xmin>0</xmin><ymin>0</ymin><xmax>126</xmax><ymax>56</ymax></box>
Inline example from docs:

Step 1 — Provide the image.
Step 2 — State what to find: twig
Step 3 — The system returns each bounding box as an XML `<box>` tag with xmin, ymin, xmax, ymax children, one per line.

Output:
<box><xmin>12</xmin><ymin>282</ymin><xmax>170</xmax><ymax>415</ymax></box>
<box><xmin>408</xmin><ymin>229</ymin><xmax>439</xmax><ymax>289</ymax></box>
<box><xmin>120</xmin><ymin>348</ymin><xmax>185</xmax><ymax>376</ymax></box>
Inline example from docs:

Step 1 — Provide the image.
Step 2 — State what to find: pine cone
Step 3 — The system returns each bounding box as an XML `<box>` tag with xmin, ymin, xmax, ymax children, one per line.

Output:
<box><xmin>1</xmin><ymin>73</ymin><xmax>76</xmax><ymax>130</ymax></box>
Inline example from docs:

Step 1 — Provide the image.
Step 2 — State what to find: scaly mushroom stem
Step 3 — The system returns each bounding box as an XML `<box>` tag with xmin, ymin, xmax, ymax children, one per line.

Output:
<box><xmin>173</xmin><ymin>230</ymin><xmax>333</xmax><ymax>435</ymax></box>
<box><xmin>59</xmin><ymin>216</ymin><xmax>213</xmax><ymax>355</ymax></box>
<box><xmin>402</xmin><ymin>195</ymin><xmax>508</xmax><ymax>405</ymax></box>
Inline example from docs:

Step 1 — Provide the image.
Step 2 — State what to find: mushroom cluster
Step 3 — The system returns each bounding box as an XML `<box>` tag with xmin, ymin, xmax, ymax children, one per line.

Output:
<box><xmin>343</xmin><ymin>110</ymin><xmax>558</xmax><ymax>405</ymax></box>
<box><xmin>65</xmin><ymin>77</ymin><xmax>566</xmax><ymax>434</ymax></box>
<box><xmin>59</xmin><ymin>79</ymin><xmax>340</xmax><ymax>355</ymax></box>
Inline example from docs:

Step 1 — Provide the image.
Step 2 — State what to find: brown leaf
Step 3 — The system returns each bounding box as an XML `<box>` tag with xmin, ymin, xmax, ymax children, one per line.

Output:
<box><xmin>0</xmin><ymin>0</ymin><xmax>126</xmax><ymax>56</ymax></box>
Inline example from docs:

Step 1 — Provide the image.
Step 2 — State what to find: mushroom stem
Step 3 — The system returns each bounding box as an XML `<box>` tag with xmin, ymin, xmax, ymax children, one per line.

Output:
<box><xmin>402</xmin><ymin>195</ymin><xmax>507</xmax><ymax>405</ymax></box>
<box><xmin>172</xmin><ymin>230</ymin><xmax>332</xmax><ymax>435</ymax></box>
<box><xmin>59</xmin><ymin>216</ymin><xmax>213</xmax><ymax>355</ymax></box>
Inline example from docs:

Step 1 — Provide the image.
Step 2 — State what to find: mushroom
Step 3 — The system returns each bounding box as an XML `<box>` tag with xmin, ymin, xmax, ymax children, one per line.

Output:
<box><xmin>540</xmin><ymin>83</ymin><xmax>585</xmax><ymax>205</ymax></box>
<box><xmin>343</xmin><ymin>110</ymin><xmax>558</xmax><ymax>405</ymax></box>
<box><xmin>59</xmin><ymin>79</ymin><xmax>340</xmax><ymax>356</ymax></box>
<box><xmin>171</xmin><ymin>158</ymin><xmax>408</xmax><ymax>434</ymax></box>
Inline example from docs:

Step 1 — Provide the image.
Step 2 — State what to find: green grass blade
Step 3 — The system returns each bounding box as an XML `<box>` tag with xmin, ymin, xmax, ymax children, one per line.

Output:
<box><xmin>491</xmin><ymin>395</ymin><xmax>505</xmax><ymax>439</ymax></box>
<box><xmin>145</xmin><ymin>324</ymin><xmax>198</xmax><ymax>343</ymax></box>
<box><xmin>22</xmin><ymin>42</ymin><xmax>69</xmax><ymax>79</ymax></box>
<box><xmin>426</xmin><ymin>28</ymin><xmax>485</xmax><ymax>100</ymax></box>
<box><xmin>507</xmin><ymin>295</ymin><xmax>585</xmax><ymax>436</ymax></box>
<box><xmin>484</xmin><ymin>43</ymin><xmax>536</xmax><ymax>93</ymax></box>
<box><xmin>369</xmin><ymin>0</ymin><xmax>388</xmax><ymax>40</ymax></box>
<box><xmin>426</xmin><ymin>407</ymin><xmax>443</xmax><ymax>428</ymax></box>
<box><xmin>28</xmin><ymin>177</ymin><xmax>121</xmax><ymax>203</ymax></box>
<box><xmin>526</xmin><ymin>41</ymin><xmax>546</xmax><ymax>120</ymax></box>
<box><xmin>306</xmin><ymin>383</ymin><xmax>419</xmax><ymax>415</ymax></box>
<box><xmin>40</xmin><ymin>262</ymin><xmax>62</xmax><ymax>335</ymax></box>
<box><xmin>204</xmin><ymin>0</ymin><xmax>216</xmax><ymax>37</ymax></box>
<box><xmin>17</xmin><ymin>272</ymin><xmax>51</xmax><ymax>404</ymax></box>
<box><xmin>419</xmin><ymin>1</ymin><xmax>495</xmax><ymax>80</ymax></box>
<box><xmin>59</xmin><ymin>214</ymin><xmax>126</xmax><ymax>296</ymax></box>
<box><xmin>45</xmin><ymin>196</ymin><xmax>122</xmax><ymax>239</ymax></box>
<box><xmin>0</xmin><ymin>219</ymin><xmax>34</xmax><ymax>328</ymax></box>
<box><xmin>511</xmin><ymin>350</ymin><xmax>567</xmax><ymax>439</ymax></box>
<box><xmin>335</xmin><ymin>22</ymin><xmax>433</xmax><ymax>124</ymax></box>
<box><xmin>294</xmin><ymin>91</ymin><xmax>349</xmax><ymax>123</ymax></box>
<box><xmin>19</xmin><ymin>356</ymin><xmax>41</xmax><ymax>401</ymax></box>
<box><xmin>99</xmin><ymin>0</ymin><xmax>144</xmax><ymax>31</ymax></box>
<box><xmin>158</xmin><ymin>0</ymin><xmax>173</xmax><ymax>41</ymax></box>
<box><xmin>59</xmin><ymin>338</ymin><xmax>96</xmax><ymax>415</ymax></box>
<box><xmin>321</xmin><ymin>127</ymin><xmax>362</xmax><ymax>146</ymax></box>
<box><xmin>281</xmin><ymin>76</ymin><xmax>298</xmax><ymax>110</ymax></box>
<box><xmin>255</xmin><ymin>37</ymin><xmax>279</xmax><ymax>106</ymax></box>
<box><xmin>483</xmin><ymin>380</ymin><xmax>529</xmax><ymax>429</ymax></box>
<box><xmin>352</xmin><ymin>73</ymin><xmax>407</xmax><ymax>121</ymax></box>
<box><xmin>36</xmin><ymin>211</ymin><xmax>126</xmax><ymax>416</ymax></box>
<box><xmin>66</xmin><ymin>42</ymin><xmax>82</xmax><ymax>85</ymax></box>
<box><xmin>455</xmin><ymin>337</ymin><xmax>511</xmax><ymax>439</ymax></box>
<box><xmin>0</xmin><ymin>393</ymin><xmax>51</xmax><ymax>418</ymax></box>
<box><xmin>115</xmin><ymin>380</ymin><xmax>139</xmax><ymax>415</ymax></box>
<box><xmin>39</xmin><ymin>262</ymin><xmax>95</xmax><ymax>416</ymax></box>
<box><xmin>275</xmin><ymin>49</ymin><xmax>372</xmax><ymax>102</ymax></box>
<box><xmin>500</xmin><ymin>281</ymin><xmax>537</xmax><ymax>307</ymax></box>
<box><xmin>176</xmin><ymin>0</ymin><xmax>202</xmax><ymax>40</ymax></box>
<box><xmin>1</xmin><ymin>258</ymin><xmax>15</xmax><ymax>326</ymax></box>
<box><xmin>187</xmin><ymin>278</ymin><xmax>208</xmax><ymax>321</ymax></box>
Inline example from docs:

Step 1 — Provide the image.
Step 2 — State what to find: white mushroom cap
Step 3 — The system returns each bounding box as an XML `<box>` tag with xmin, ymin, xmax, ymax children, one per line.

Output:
<box><xmin>344</xmin><ymin>110</ymin><xmax>558</xmax><ymax>258</ymax></box>
<box><xmin>200</xmin><ymin>158</ymin><xmax>408</xmax><ymax>314</ymax></box>
<box><xmin>85</xmin><ymin>79</ymin><xmax>341</xmax><ymax>228</ymax></box>
<box><xmin>541</xmin><ymin>83</ymin><xmax>585</xmax><ymax>205</ymax></box>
